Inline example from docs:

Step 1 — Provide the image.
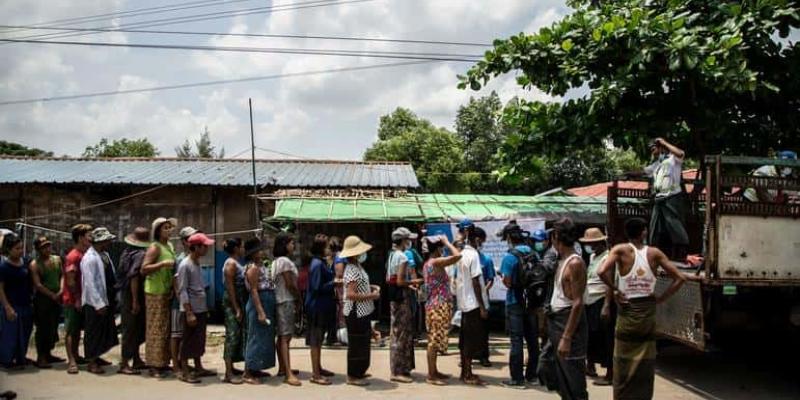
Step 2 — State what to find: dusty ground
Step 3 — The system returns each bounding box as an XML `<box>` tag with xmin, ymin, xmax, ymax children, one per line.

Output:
<box><xmin>1</xmin><ymin>327</ymin><xmax>798</xmax><ymax>400</ymax></box>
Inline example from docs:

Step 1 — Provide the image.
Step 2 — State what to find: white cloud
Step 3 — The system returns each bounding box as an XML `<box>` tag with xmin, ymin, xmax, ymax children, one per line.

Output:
<box><xmin>0</xmin><ymin>0</ymin><xmax>570</xmax><ymax>160</ymax></box>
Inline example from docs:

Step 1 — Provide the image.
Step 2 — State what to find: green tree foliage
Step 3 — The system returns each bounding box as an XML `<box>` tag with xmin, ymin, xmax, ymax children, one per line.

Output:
<box><xmin>175</xmin><ymin>127</ymin><xmax>225</xmax><ymax>158</ymax></box>
<box><xmin>83</xmin><ymin>138</ymin><xmax>159</xmax><ymax>158</ymax></box>
<box><xmin>460</xmin><ymin>0</ymin><xmax>800</xmax><ymax>180</ymax></box>
<box><xmin>0</xmin><ymin>141</ymin><xmax>53</xmax><ymax>157</ymax></box>
<box><xmin>364</xmin><ymin>108</ymin><xmax>468</xmax><ymax>192</ymax></box>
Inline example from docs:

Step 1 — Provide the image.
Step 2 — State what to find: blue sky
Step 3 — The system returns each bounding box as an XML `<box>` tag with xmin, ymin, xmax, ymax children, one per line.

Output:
<box><xmin>0</xmin><ymin>0</ymin><xmax>570</xmax><ymax>159</ymax></box>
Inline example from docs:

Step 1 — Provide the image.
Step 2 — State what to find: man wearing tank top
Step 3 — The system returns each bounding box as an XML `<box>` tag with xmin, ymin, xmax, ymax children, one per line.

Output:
<box><xmin>597</xmin><ymin>217</ymin><xmax>685</xmax><ymax>400</ymax></box>
<box><xmin>545</xmin><ymin>218</ymin><xmax>588</xmax><ymax>400</ymax></box>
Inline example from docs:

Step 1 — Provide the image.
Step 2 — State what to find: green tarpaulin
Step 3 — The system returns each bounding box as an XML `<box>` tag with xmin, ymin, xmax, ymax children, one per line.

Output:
<box><xmin>268</xmin><ymin>194</ymin><xmax>609</xmax><ymax>223</ymax></box>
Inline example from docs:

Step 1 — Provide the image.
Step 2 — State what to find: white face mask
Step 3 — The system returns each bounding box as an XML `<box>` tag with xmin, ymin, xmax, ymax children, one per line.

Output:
<box><xmin>357</xmin><ymin>253</ymin><xmax>368</xmax><ymax>264</ymax></box>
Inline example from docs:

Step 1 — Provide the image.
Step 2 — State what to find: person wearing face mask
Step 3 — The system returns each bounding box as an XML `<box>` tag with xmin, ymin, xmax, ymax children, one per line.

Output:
<box><xmin>743</xmin><ymin>150</ymin><xmax>797</xmax><ymax>203</ymax></box>
<box><xmin>578</xmin><ymin>228</ymin><xmax>614</xmax><ymax>386</ymax></box>
<box><xmin>386</xmin><ymin>227</ymin><xmax>423</xmax><ymax>383</ymax></box>
<box><xmin>643</xmin><ymin>137</ymin><xmax>689</xmax><ymax>259</ymax></box>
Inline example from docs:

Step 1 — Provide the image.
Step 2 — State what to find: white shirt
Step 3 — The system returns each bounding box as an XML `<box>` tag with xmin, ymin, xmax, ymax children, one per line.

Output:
<box><xmin>617</xmin><ymin>244</ymin><xmax>657</xmax><ymax>299</ymax></box>
<box><xmin>644</xmin><ymin>154</ymin><xmax>683</xmax><ymax>197</ymax></box>
<box><xmin>585</xmin><ymin>251</ymin><xmax>609</xmax><ymax>306</ymax></box>
<box><xmin>272</xmin><ymin>256</ymin><xmax>298</xmax><ymax>304</ymax></box>
<box><xmin>551</xmin><ymin>254</ymin><xmax>582</xmax><ymax>312</ymax></box>
<box><xmin>455</xmin><ymin>245</ymin><xmax>488</xmax><ymax>312</ymax></box>
<box><xmin>80</xmin><ymin>246</ymin><xmax>112</xmax><ymax>310</ymax></box>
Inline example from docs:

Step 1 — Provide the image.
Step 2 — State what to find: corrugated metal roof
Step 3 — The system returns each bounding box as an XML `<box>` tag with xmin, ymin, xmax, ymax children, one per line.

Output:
<box><xmin>0</xmin><ymin>156</ymin><xmax>419</xmax><ymax>188</ymax></box>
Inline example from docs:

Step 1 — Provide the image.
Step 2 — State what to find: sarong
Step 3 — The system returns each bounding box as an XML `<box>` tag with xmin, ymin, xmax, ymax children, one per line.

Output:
<box><xmin>650</xmin><ymin>192</ymin><xmax>689</xmax><ymax>252</ymax></box>
<box><xmin>83</xmin><ymin>305</ymin><xmax>119</xmax><ymax>360</ymax></box>
<box><xmin>586</xmin><ymin>300</ymin><xmax>612</xmax><ymax>368</ymax></box>
<box><xmin>547</xmin><ymin>307</ymin><xmax>588</xmax><ymax>400</ymax></box>
<box><xmin>460</xmin><ymin>308</ymin><xmax>487</xmax><ymax>360</ymax></box>
<box><xmin>180</xmin><ymin>312</ymin><xmax>207</xmax><ymax>360</ymax></box>
<box><xmin>245</xmin><ymin>290</ymin><xmax>276</xmax><ymax>371</ymax></box>
<box><xmin>0</xmin><ymin>305</ymin><xmax>33</xmax><ymax>366</ymax></box>
<box><xmin>33</xmin><ymin>294</ymin><xmax>61</xmax><ymax>356</ymax></box>
<box><xmin>346</xmin><ymin>311</ymin><xmax>371</xmax><ymax>378</ymax></box>
<box><xmin>223</xmin><ymin>288</ymin><xmax>247</xmax><ymax>362</ymax></box>
<box><xmin>613</xmin><ymin>297</ymin><xmax>657</xmax><ymax>400</ymax></box>
<box><xmin>389</xmin><ymin>291</ymin><xmax>415</xmax><ymax>375</ymax></box>
<box><xmin>120</xmin><ymin>288</ymin><xmax>145</xmax><ymax>360</ymax></box>
<box><xmin>426</xmin><ymin>302</ymin><xmax>452</xmax><ymax>353</ymax></box>
<box><xmin>145</xmin><ymin>293</ymin><xmax>171</xmax><ymax>368</ymax></box>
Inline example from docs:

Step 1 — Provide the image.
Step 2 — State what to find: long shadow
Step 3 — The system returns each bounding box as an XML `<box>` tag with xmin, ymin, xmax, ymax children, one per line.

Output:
<box><xmin>654</xmin><ymin>343</ymin><xmax>800</xmax><ymax>400</ymax></box>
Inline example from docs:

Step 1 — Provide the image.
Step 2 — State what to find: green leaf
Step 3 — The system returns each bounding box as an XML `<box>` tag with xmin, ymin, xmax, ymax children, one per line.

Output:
<box><xmin>561</xmin><ymin>38</ymin><xmax>574</xmax><ymax>52</ymax></box>
<box><xmin>592</xmin><ymin>28</ymin><xmax>602</xmax><ymax>41</ymax></box>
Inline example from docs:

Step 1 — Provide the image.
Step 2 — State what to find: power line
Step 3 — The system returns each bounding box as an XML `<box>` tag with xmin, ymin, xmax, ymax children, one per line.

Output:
<box><xmin>0</xmin><ymin>37</ymin><xmax>483</xmax><ymax>61</ymax></box>
<box><xmin>0</xmin><ymin>60</ymin><xmax>435</xmax><ymax>106</ymax></box>
<box><xmin>1</xmin><ymin>0</ymin><xmax>375</xmax><ymax>44</ymax></box>
<box><xmin>0</xmin><ymin>0</ymin><xmax>252</xmax><ymax>35</ymax></box>
<box><xmin>0</xmin><ymin>25</ymin><xmax>492</xmax><ymax>47</ymax></box>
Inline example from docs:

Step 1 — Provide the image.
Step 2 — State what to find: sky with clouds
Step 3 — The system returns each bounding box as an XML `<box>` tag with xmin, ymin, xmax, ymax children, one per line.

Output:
<box><xmin>0</xmin><ymin>0</ymin><xmax>571</xmax><ymax>160</ymax></box>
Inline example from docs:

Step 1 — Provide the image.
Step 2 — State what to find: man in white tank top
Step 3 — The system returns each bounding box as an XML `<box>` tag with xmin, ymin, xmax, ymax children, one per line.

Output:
<box><xmin>543</xmin><ymin>218</ymin><xmax>588</xmax><ymax>400</ymax></box>
<box><xmin>597</xmin><ymin>218</ymin><xmax>685</xmax><ymax>400</ymax></box>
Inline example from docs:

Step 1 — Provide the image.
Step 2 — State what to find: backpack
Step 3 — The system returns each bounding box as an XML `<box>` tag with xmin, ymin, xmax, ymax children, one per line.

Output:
<box><xmin>510</xmin><ymin>249</ymin><xmax>548</xmax><ymax>309</ymax></box>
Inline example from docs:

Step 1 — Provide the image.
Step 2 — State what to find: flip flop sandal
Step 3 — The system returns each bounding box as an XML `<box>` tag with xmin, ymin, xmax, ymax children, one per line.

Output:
<box><xmin>426</xmin><ymin>378</ymin><xmax>447</xmax><ymax>386</ymax></box>
<box><xmin>346</xmin><ymin>379</ymin><xmax>370</xmax><ymax>387</ymax></box>
<box><xmin>320</xmin><ymin>369</ymin><xmax>335</xmax><ymax>377</ymax></box>
<box><xmin>96</xmin><ymin>358</ymin><xmax>111</xmax><ymax>367</ymax></box>
<box><xmin>34</xmin><ymin>361</ymin><xmax>52</xmax><ymax>369</ymax></box>
<box><xmin>435</xmin><ymin>372</ymin><xmax>452</xmax><ymax>380</ymax></box>
<box><xmin>462</xmin><ymin>377</ymin><xmax>485</xmax><ymax>386</ymax></box>
<box><xmin>223</xmin><ymin>376</ymin><xmax>244</xmax><ymax>385</ymax></box>
<box><xmin>284</xmin><ymin>378</ymin><xmax>302</xmax><ymax>387</ymax></box>
<box><xmin>179</xmin><ymin>375</ymin><xmax>201</xmax><ymax>384</ymax></box>
<box><xmin>195</xmin><ymin>369</ymin><xmax>217</xmax><ymax>378</ymax></box>
<box><xmin>242</xmin><ymin>376</ymin><xmax>261</xmax><ymax>385</ymax></box>
<box><xmin>88</xmin><ymin>367</ymin><xmax>105</xmax><ymax>375</ymax></box>
<box><xmin>310</xmin><ymin>377</ymin><xmax>331</xmax><ymax>386</ymax></box>
<box><xmin>67</xmin><ymin>365</ymin><xmax>79</xmax><ymax>375</ymax></box>
<box><xmin>277</xmin><ymin>369</ymin><xmax>300</xmax><ymax>377</ymax></box>
<box><xmin>390</xmin><ymin>375</ymin><xmax>413</xmax><ymax>383</ymax></box>
<box><xmin>118</xmin><ymin>367</ymin><xmax>140</xmax><ymax>375</ymax></box>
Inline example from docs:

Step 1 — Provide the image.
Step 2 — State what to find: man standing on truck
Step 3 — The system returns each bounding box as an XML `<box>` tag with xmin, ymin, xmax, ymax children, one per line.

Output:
<box><xmin>597</xmin><ymin>217</ymin><xmax>686</xmax><ymax>400</ymax></box>
<box><xmin>643</xmin><ymin>137</ymin><xmax>689</xmax><ymax>260</ymax></box>
<box><xmin>743</xmin><ymin>150</ymin><xmax>798</xmax><ymax>203</ymax></box>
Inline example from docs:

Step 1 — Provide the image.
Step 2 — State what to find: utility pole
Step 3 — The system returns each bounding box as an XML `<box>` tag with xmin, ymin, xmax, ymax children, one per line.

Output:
<box><xmin>249</xmin><ymin>98</ymin><xmax>261</xmax><ymax>236</ymax></box>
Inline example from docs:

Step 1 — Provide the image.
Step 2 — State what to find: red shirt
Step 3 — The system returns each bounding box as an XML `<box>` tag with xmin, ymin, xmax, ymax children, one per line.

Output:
<box><xmin>62</xmin><ymin>248</ymin><xmax>84</xmax><ymax>307</ymax></box>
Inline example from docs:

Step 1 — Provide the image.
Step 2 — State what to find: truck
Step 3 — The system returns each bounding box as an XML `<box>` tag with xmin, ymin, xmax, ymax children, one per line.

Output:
<box><xmin>606</xmin><ymin>155</ymin><xmax>800</xmax><ymax>350</ymax></box>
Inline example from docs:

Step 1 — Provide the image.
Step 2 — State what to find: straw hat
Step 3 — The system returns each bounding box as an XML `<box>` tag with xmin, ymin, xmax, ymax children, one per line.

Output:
<box><xmin>124</xmin><ymin>227</ymin><xmax>151</xmax><ymax>248</ymax></box>
<box><xmin>150</xmin><ymin>217</ymin><xmax>178</xmax><ymax>241</ymax></box>
<box><xmin>339</xmin><ymin>235</ymin><xmax>372</xmax><ymax>258</ymax></box>
<box><xmin>579</xmin><ymin>227</ymin><xmax>607</xmax><ymax>243</ymax></box>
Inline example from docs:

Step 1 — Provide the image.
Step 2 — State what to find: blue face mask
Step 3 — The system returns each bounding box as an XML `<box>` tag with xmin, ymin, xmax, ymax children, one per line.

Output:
<box><xmin>357</xmin><ymin>253</ymin><xmax>368</xmax><ymax>264</ymax></box>
<box><xmin>583</xmin><ymin>245</ymin><xmax>594</xmax><ymax>255</ymax></box>
<box><xmin>534</xmin><ymin>242</ymin><xmax>545</xmax><ymax>252</ymax></box>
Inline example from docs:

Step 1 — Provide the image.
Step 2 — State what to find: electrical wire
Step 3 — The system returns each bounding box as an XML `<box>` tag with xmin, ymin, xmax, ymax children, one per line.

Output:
<box><xmin>0</xmin><ymin>0</ymin><xmax>252</xmax><ymax>35</ymax></box>
<box><xmin>0</xmin><ymin>25</ymin><xmax>492</xmax><ymax>47</ymax></box>
<box><xmin>0</xmin><ymin>60</ymin><xmax>435</xmax><ymax>106</ymax></box>
<box><xmin>1</xmin><ymin>0</ymin><xmax>375</xmax><ymax>44</ymax></box>
<box><xmin>0</xmin><ymin>37</ymin><xmax>484</xmax><ymax>60</ymax></box>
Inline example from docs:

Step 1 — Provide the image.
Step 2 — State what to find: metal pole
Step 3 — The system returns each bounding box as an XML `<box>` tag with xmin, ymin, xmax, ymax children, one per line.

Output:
<box><xmin>249</xmin><ymin>98</ymin><xmax>261</xmax><ymax>236</ymax></box>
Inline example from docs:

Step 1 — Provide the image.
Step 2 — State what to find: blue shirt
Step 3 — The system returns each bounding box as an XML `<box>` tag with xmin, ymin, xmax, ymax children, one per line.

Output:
<box><xmin>0</xmin><ymin>258</ymin><xmax>33</xmax><ymax>308</ymax></box>
<box><xmin>500</xmin><ymin>245</ymin><xmax>532</xmax><ymax>306</ymax></box>
<box><xmin>479</xmin><ymin>252</ymin><xmax>495</xmax><ymax>282</ymax></box>
<box><xmin>305</xmin><ymin>257</ymin><xmax>335</xmax><ymax>314</ymax></box>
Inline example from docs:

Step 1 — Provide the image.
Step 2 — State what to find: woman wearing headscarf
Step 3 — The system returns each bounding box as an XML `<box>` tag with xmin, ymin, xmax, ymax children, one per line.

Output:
<box><xmin>141</xmin><ymin>217</ymin><xmax>177</xmax><ymax>378</ymax></box>
<box><xmin>242</xmin><ymin>237</ymin><xmax>276</xmax><ymax>384</ymax></box>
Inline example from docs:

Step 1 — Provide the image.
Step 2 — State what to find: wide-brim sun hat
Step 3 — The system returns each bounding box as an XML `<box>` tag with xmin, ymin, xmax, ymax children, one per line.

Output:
<box><xmin>579</xmin><ymin>227</ymin><xmax>607</xmax><ymax>243</ymax></box>
<box><xmin>150</xmin><ymin>217</ymin><xmax>178</xmax><ymax>241</ymax></box>
<box><xmin>91</xmin><ymin>227</ymin><xmax>117</xmax><ymax>243</ymax></box>
<box><xmin>124</xmin><ymin>226</ymin><xmax>151</xmax><ymax>248</ymax></box>
<box><xmin>339</xmin><ymin>235</ymin><xmax>372</xmax><ymax>258</ymax></box>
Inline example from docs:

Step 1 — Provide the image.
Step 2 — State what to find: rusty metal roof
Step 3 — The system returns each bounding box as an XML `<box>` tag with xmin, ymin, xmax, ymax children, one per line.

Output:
<box><xmin>0</xmin><ymin>156</ymin><xmax>419</xmax><ymax>189</ymax></box>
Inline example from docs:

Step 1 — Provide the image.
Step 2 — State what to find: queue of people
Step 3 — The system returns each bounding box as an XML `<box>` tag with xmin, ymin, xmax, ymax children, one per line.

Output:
<box><xmin>0</xmin><ymin>214</ymin><xmax>686</xmax><ymax>400</ymax></box>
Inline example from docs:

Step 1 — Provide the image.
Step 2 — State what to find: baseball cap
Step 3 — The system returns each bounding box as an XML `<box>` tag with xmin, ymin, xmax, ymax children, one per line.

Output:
<box><xmin>187</xmin><ymin>232</ymin><xmax>215</xmax><ymax>246</ymax></box>
<box><xmin>532</xmin><ymin>229</ymin><xmax>548</xmax><ymax>242</ymax></box>
<box><xmin>34</xmin><ymin>236</ymin><xmax>52</xmax><ymax>249</ymax></box>
<box><xmin>391</xmin><ymin>227</ymin><xmax>418</xmax><ymax>241</ymax></box>
<box><xmin>457</xmin><ymin>218</ymin><xmax>474</xmax><ymax>231</ymax></box>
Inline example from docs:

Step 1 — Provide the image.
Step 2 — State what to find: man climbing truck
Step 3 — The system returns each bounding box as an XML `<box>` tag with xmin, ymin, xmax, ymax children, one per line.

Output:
<box><xmin>607</xmin><ymin>154</ymin><xmax>800</xmax><ymax>350</ymax></box>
